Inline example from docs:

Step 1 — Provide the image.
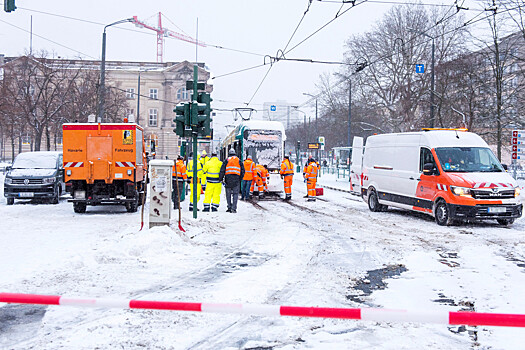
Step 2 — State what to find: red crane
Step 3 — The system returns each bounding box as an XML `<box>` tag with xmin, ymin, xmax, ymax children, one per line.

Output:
<box><xmin>131</xmin><ymin>12</ymin><xmax>205</xmax><ymax>63</ymax></box>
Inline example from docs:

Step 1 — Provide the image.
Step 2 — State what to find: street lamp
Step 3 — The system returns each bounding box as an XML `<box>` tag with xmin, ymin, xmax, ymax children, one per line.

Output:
<box><xmin>303</xmin><ymin>93</ymin><xmax>319</xmax><ymax>160</ymax></box>
<box><xmin>409</xmin><ymin>28</ymin><xmax>435</xmax><ymax>128</ymax></box>
<box><xmin>136</xmin><ymin>67</ymin><xmax>158</xmax><ymax>126</ymax></box>
<box><xmin>98</xmin><ymin>18</ymin><xmax>134</xmax><ymax>123</ymax></box>
<box><xmin>355</xmin><ymin>121</ymin><xmax>386</xmax><ymax>134</ymax></box>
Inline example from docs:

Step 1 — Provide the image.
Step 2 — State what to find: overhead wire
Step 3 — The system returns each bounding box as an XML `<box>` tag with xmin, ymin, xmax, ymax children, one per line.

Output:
<box><xmin>9</xmin><ymin>5</ymin><xmax>267</xmax><ymax>59</ymax></box>
<box><xmin>296</xmin><ymin>2</ymin><xmax>521</xmax><ymax>110</ymax></box>
<box><xmin>245</xmin><ymin>0</ymin><xmax>315</xmax><ymax>106</ymax></box>
<box><xmin>0</xmin><ymin>17</ymin><xmax>97</xmax><ymax>59</ymax></box>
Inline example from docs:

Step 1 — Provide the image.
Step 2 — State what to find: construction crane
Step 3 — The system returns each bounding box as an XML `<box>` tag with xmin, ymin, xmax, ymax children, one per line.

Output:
<box><xmin>131</xmin><ymin>12</ymin><xmax>205</xmax><ymax>63</ymax></box>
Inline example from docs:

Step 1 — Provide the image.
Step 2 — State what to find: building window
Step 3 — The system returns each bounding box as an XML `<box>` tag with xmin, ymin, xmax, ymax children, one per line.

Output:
<box><xmin>149</xmin><ymin>109</ymin><xmax>158</xmax><ymax>126</ymax></box>
<box><xmin>126</xmin><ymin>88</ymin><xmax>135</xmax><ymax>99</ymax></box>
<box><xmin>127</xmin><ymin>108</ymin><xmax>134</xmax><ymax>117</ymax></box>
<box><xmin>177</xmin><ymin>87</ymin><xmax>188</xmax><ymax>100</ymax></box>
<box><xmin>149</xmin><ymin>88</ymin><xmax>158</xmax><ymax>100</ymax></box>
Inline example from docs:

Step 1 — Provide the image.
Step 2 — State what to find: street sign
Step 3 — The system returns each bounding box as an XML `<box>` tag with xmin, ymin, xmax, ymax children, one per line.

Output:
<box><xmin>318</xmin><ymin>136</ymin><xmax>325</xmax><ymax>144</ymax></box>
<box><xmin>415</xmin><ymin>64</ymin><xmax>425</xmax><ymax>73</ymax></box>
<box><xmin>270</xmin><ymin>105</ymin><xmax>276</xmax><ymax>111</ymax></box>
<box><xmin>511</xmin><ymin>130</ymin><xmax>525</xmax><ymax>160</ymax></box>
<box><xmin>308</xmin><ymin>143</ymin><xmax>320</xmax><ymax>149</ymax></box>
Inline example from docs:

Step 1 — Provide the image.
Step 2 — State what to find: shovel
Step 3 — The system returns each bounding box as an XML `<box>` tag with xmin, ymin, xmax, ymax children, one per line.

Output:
<box><xmin>175</xmin><ymin>174</ymin><xmax>185</xmax><ymax>232</ymax></box>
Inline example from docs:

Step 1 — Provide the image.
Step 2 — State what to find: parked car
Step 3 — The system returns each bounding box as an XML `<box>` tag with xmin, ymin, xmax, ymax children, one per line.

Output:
<box><xmin>4</xmin><ymin>151</ymin><xmax>64</xmax><ymax>205</ymax></box>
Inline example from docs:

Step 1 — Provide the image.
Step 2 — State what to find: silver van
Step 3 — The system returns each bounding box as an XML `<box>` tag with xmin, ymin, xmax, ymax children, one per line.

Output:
<box><xmin>4</xmin><ymin>151</ymin><xmax>64</xmax><ymax>205</ymax></box>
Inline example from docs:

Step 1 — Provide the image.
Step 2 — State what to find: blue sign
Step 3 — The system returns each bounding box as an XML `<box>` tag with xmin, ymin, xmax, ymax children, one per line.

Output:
<box><xmin>415</xmin><ymin>64</ymin><xmax>425</xmax><ymax>73</ymax></box>
<box><xmin>270</xmin><ymin>105</ymin><xmax>276</xmax><ymax>111</ymax></box>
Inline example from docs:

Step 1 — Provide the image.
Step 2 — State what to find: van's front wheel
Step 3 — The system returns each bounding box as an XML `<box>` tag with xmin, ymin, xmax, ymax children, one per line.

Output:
<box><xmin>434</xmin><ymin>199</ymin><xmax>452</xmax><ymax>226</ymax></box>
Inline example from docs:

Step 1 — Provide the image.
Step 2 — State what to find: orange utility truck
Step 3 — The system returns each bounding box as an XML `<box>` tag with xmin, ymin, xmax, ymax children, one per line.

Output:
<box><xmin>63</xmin><ymin>120</ymin><xmax>147</xmax><ymax>213</ymax></box>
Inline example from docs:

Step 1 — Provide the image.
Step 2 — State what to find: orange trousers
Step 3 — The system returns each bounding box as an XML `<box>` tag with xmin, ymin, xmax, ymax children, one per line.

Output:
<box><xmin>307</xmin><ymin>179</ymin><xmax>316</xmax><ymax>197</ymax></box>
<box><xmin>283</xmin><ymin>175</ymin><xmax>293</xmax><ymax>195</ymax></box>
<box><xmin>250</xmin><ymin>175</ymin><xmax>267</xmax><ymax>193</ymax></box>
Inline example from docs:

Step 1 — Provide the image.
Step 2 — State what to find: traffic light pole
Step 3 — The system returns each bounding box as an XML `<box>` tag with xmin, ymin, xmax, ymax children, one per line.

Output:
<box><xmin>192</xmin><ymin>65</ymin><xmax>198</xmax><ymax>219</ymax></box>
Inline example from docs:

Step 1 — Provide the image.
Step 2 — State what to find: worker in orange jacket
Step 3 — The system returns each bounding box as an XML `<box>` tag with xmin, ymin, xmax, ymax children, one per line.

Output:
<box><xmin>241</xmin><ymin>155</ymin><xmax>255</xmax><ymax>200</ymax></box>
<box><xmin>172</xmin><ymin>155</ymin><xmax>188</xmax><ymax>209</ymax></box>
<box><xmin>303</xmin><ymin>158</ymin><xmax>318</xmax><ymax>202</ymax></box>
<box><xmin>219</xmin><ymin>148</ymin><xmax>244</xmax><ymax>213</ymax></box>
<box><xmin>251</xmin><ymin>164</ymin><xmax>269</xmax><ymax>199</ymax></box>
<box><xmin>280</xmin><ymin>155</ymin><xmax>294</xmax><ymax>200</ymax></box>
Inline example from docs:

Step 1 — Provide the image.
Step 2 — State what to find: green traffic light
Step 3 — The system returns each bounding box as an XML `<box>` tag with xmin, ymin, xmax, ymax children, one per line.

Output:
<box><xmin>4</xmin><ymin>0</ymin><xmax>16</xmax><ymax>12</ymax></box>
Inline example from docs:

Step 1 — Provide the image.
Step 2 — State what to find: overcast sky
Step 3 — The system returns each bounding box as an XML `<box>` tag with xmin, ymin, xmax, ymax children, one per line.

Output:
<box><xmin>0</xmin><ymin>0</ymin><xmax>489</xmax><ymax>138</ymax></box>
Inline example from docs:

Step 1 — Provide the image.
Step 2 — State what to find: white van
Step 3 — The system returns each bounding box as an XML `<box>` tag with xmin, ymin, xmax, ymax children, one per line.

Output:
<box><xmin>350</xmin><ymin>130</ymin><xmax>523</xmax><ymax>226</ymax></box>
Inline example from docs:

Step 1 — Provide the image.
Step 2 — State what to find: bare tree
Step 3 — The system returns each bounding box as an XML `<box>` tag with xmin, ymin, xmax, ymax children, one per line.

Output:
<box><xmin>341</xmin><ymin>5</ymin><xmax>468</xmax><ymax>132</ymax></box>
<box><xmin>470</xmin><ymin>2</ymin><xmax>525</xmax><ymax>160</ymax></box>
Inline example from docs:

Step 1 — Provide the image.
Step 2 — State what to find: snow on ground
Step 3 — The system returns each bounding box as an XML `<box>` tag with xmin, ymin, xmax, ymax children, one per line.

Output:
<box><xmin>1</xmin><ymin>171</ymin><xmax>525</xmax><ymax>349</ymax></box>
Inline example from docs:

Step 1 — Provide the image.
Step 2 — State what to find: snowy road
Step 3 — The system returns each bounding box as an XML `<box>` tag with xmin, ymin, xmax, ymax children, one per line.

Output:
<box><xmin>1</xmin><ymin>172</ymin><xmax>525</xmax><ymax>349</ymax></box>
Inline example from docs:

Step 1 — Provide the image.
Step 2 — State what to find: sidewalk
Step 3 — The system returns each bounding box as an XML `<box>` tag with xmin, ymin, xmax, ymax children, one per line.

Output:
<box><xmin>316</xmin><ymin>171</ymin><xmax>351</xmax><ymax>193</ymax></box>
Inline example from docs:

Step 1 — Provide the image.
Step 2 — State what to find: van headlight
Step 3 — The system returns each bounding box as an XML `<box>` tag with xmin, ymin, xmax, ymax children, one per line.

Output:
<box><xmin>516</xmin><ymin>187</ymin><xmax>522</xmax><ymax>198</ymax></box>
<box><xmin>43</xmin><ymin>177</ymin><xmax>56</xmax><ymax>184</ymax></box>
<box><xmin>450</xmin><ymin>186</ymin><xmax>472</xmax><ymax>197</ymax></box>
<box><xmin>5</xmin><ymin>177</ymin><xmax>12</xmax><ymax>184</ymax></box>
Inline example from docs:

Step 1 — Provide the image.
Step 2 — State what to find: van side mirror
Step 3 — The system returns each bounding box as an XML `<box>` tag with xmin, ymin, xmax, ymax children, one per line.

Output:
<box><xmin>423</xmin><ymin>163</ymin><xmax>435</xmax><ymax>175</ymax></box>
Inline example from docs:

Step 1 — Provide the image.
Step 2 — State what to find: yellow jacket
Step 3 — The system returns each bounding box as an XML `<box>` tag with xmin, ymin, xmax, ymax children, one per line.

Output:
<box><xmin>203</xmin><ymin>156</ymin><xmax>223</xmax><ymax>184</ymax></box>
<box><xmin>187</xmin><ymin>159</ymin><xmax>204</xmax><ymax>181</ymax></box>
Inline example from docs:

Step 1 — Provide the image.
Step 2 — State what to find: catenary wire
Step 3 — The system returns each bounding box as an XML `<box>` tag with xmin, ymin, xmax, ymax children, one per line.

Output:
<box><xmin>0</xmin><ymin>18</ymin><xmax>97</xmax><ymax>59</ymax></box>
<box><xmin>245</xmin><ymin>0</ymin><xmax>315</xmax><ymax>106</ymax></box>
<box><xmin>296</xmin><ymin>3</ymin><xmax>521</xmax><ymax>111</ymax></box>
<box><xmin>10</xmin><ymin>5</ymin><xmax>267</xmax><ymax>59</ymax></box>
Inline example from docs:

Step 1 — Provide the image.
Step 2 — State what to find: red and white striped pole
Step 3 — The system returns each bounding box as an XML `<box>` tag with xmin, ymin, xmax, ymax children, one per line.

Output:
<box><xmin>2</xmin><ymin>293</ymin><xmax>525</xmax><ymax>328</ymax></box>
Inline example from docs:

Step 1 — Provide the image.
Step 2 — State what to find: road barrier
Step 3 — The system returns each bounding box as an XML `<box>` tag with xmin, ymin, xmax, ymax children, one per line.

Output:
<box><xmin>2</xmin><ymin>293</ymin><xmax>525</xmax><ymax>328</ymax></box>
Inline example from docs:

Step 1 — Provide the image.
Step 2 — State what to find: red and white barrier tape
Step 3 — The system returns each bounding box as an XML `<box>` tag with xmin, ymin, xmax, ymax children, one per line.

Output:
<box><xmin>2</xmin><ymin>293</ymin><xmax>525</xmax><ymax>328</ymax></box>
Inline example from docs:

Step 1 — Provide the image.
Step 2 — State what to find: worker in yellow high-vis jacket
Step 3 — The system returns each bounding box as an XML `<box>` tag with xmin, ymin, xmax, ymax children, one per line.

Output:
<box><xmin>187</xmin><ymin>153</ymin><xmax>204</xmax><ymax>211</ymax></box>
<box><xmin>202</xmin><ymin>152</ymin><xmax>223</xmax><ymax>212</ymax></box>
<box><xmin>199</xmin><ymin>150</ymin><xmax>210</xmax><ymax>191</ymax></box>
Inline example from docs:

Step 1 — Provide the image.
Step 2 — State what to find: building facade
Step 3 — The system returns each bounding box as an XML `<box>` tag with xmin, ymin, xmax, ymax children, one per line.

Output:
<box><xmin>0</xmin><ymin>55</ymin><xmax>212</xmax><ymax>161</ymax></box>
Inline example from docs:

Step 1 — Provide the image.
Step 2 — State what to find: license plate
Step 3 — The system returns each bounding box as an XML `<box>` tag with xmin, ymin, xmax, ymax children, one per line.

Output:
<box><xmin>19</xmin><ymin>192</ymin><xmax>34</xmax><ymax>198</ymax></box>
<box><xmin>488</xmin><ymin>207</ymin><xmax>506</xmax><ymax>213</ymax></box>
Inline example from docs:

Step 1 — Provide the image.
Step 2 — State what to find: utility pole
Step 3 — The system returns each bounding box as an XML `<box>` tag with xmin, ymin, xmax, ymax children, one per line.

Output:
<box><xmin>98</xmin><ymin>18</ymin><xmax>133</xmax><ymax>123</ymax></box>
<box><xmin>287</xmin><ymin>105</ymin><xmax>290</xmax><ymax>129</ymax></box>
<box><xmin>192</xmin><ymin>65</ymin><xmax>198</xmax><ymax>219</ymax></box>
<box><xmin>430</xmin><ymin>36</ymin><xmax>435</xmax><ymax>128</ymax></box>
<box><xmin>348</xmin><ymin>79</ymin><xmax>352</xmax><ymax>147</ymax></box>
<box><xmin>136</xmin><ymin>72</ymin><xmax>141</xmax><ymax>124</ymax></box>
<box><xmin>408</xmin><ymin>28</ymin><xmax>435</xmax><ymax>127</ymax></box>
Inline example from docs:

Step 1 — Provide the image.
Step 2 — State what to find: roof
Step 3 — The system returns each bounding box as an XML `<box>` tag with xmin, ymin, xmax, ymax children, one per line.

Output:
<box><xmin>239</xmin><ymin>120</ymin><xmax>286</xmax><ymax>133</ymax></box>
<box><xmin>366</xmin><ymin>130</ymin><xmax>488</xmax><ymax>148</ymax></box>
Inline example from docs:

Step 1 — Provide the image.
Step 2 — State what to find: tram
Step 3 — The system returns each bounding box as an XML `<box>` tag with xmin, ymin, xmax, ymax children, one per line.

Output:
<box><xmin>220</xmin><ymin>120</ymin><xmax>286</xmax><ymax>192</ymax></box>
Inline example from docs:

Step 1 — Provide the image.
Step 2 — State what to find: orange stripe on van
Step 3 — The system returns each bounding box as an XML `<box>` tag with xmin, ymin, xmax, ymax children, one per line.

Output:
<box><xmin>413</xmin><ymin>206</ymin><xmax>432</xmax><ymax>213</ymax></box>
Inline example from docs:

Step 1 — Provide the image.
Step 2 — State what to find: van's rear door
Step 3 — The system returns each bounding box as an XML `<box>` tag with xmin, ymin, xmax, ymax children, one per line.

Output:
<box><xmin>350</xmin><ymin>136</ymin><xmax>364</xmax><ymax>196</ymax></box>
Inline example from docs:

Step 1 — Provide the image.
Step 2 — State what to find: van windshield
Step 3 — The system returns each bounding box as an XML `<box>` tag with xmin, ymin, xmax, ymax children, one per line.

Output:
<box><xmin>435</xmin><ymin>147</ymin><xmax>504</xmax><ymax>173</ymax></box>
<box><xmin>12</xmin><ymin>153</ymin><xmax>58</xmax><ymax>169</ymax></box>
